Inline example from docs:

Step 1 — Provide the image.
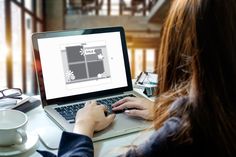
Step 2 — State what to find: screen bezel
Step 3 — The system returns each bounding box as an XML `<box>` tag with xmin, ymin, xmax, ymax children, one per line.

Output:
<box><xmin>32</xmin><ymin>26</ymin><xmax>133</xmax><ymax>106</ymax></box>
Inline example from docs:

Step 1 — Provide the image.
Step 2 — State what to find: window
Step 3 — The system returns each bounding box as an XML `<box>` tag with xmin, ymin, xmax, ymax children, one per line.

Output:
<box><xmin>0</xmin><ymin>0</ymin><xmax>44</xmax><ymax>95</ymax></box>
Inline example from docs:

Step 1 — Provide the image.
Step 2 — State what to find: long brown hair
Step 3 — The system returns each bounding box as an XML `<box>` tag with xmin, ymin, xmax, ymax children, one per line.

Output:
<box><xmin>154</xmin><ymin>0</ymin><xmax>236</xmax><ymax>155</ymax></box>
<box><xmin>153</xmin><ymin>0</ymin><xmax>199</xmax><ymax>129</ymax></box>
<box><xmin>190</xmin><ymin>0</ymin><xmax>236</xmax><ymax>155</ymax></box>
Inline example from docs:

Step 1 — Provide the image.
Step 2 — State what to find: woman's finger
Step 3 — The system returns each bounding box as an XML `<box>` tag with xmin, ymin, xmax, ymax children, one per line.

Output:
<box><xmin>112</xmin><ymin>97</ymin><xmax>136</xmax><ymax>107</ymax></box>
<box><xmin>112</xmin><ymin>101</ymin><xmax>144</xmax><ymax>111</ymax></box>
<box><xmin>124</xmin><ymin>109</ymin><xmax>145</xmax><ymax>118</ymax></box>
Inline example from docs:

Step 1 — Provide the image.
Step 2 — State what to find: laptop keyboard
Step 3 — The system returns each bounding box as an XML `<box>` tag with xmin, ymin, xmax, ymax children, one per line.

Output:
<box><xmin>54</xmin><ymin>94</ymin><xmax>135</xmax><ymax>124</ymax></box>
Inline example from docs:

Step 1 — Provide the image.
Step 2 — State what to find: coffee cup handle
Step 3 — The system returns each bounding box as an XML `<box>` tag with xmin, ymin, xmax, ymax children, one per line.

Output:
<box><xmin>16</xmin><ymin>128</ymin><xmax>27</xmax><ymax>145</ymax></box>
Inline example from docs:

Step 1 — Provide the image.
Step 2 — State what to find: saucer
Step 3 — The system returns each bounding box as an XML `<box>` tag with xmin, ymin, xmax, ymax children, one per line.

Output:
<box><xmin>0</xmin><ymin>131</ymin><xmax>39</xmax><ymax>157</ymax></box>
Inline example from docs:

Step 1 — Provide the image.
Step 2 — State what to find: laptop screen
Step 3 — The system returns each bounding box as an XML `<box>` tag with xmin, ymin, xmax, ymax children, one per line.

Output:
<box><xmin>32</xmin><ymin>27</ymin><xmax>132</xmax><ymax>105</ymax></box>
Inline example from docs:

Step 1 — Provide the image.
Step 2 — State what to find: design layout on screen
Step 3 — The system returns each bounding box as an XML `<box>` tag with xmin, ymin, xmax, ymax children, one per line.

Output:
<box><xmin>61</xmin><ymin>41</ymin><xmax>110</xmax><ymax>84</ymax></box>
<box><xmin>38</xmin><ymin>32</ymin><xmax>128</xmax><ymax>100</ymax></box>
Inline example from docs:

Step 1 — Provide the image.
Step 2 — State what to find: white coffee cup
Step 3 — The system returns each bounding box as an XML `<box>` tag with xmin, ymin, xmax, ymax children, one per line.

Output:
<box><xmin>0</xmin><ymin>109</ymin><xmax>28</xmax><ymax>146</ymax></box>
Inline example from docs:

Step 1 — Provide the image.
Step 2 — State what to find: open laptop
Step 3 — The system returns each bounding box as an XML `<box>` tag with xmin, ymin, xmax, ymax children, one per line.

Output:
<box><xmin>32</xmin><ymin>26</ymin><xmax>150</xmax><ymax>141</ymax></box>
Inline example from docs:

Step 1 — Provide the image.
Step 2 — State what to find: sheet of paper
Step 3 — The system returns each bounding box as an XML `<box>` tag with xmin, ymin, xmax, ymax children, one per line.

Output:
<box><xmin>0</xmin><ymin>99</ymin><xmax>17</xmax><ymax>109</ymax></box>
<box><xmin>0</xmin><ymin>95</ymin><xmax>31</xmax><ymax>109</ymax></box>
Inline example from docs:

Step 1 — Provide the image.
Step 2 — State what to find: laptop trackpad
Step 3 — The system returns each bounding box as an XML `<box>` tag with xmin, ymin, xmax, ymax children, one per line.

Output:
<box><xmin>112</xmin><ymin>114</ymin><xmax>147</xmax><ymax>130</ymax></box>
<box><xmin>93</xmin><ymin>114</ymin><xmax>149</xmax><ymax>141</ymax></box>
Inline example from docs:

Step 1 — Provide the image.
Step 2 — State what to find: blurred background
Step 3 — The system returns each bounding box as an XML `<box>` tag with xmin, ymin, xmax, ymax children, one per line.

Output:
<box><xmin>0</xmin><ymin>0</ymin><xmax>171</xmax><ymax>95</ymax></box>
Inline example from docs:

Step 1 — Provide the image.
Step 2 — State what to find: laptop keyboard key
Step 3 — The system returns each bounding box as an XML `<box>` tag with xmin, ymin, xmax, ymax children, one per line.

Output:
<box><xmin>69</xmin><ymin>119</ymin><xmax>75</xmax><ymax>123</ymax></box>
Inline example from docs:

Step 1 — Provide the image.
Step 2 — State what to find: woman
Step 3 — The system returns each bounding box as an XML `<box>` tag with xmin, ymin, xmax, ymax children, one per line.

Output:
<box><xmin>38</xmin><ymin>0</ymin><xmax>236</xmax><ymax>156</ymax></box>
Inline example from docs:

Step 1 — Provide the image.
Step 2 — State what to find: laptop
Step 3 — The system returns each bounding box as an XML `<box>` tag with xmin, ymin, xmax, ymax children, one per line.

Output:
<box><xmin>32</xmin><ymin>26</ymin><xmax>150</xmax><ymax>141</ymax></box>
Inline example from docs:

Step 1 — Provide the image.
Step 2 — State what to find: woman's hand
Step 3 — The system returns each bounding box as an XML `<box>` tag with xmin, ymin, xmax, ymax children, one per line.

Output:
<box><xmin>112</xmin><ymin>97</ymin><xmax>154</xmax><ymax>120</ymax></box>
<box><xmin>73</xmin><ymin>101</ymin><xmax>115</xmax><ymax>138</ymax></box>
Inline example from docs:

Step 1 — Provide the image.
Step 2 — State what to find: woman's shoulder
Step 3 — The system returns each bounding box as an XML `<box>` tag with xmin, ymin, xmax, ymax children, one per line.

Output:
<box><xmin>168</xmin><ymin>96</ymin><xmax>189</xmax><ymax>112</ymax></box>
<box><xmin>132</xmin><ymin>117</ymin><xmax>183</xmax><ymax>157</ymax></box>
